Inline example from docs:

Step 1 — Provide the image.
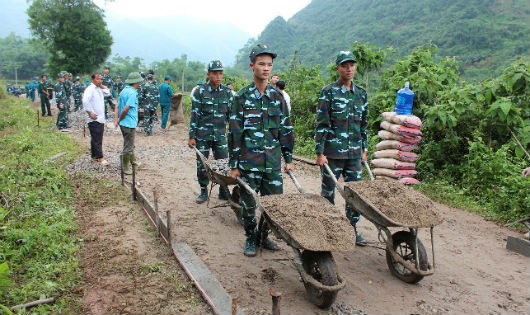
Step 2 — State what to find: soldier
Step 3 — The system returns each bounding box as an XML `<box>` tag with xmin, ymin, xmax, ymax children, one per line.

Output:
<box><xmin>228</xmin><ymin>45</ymin><xmax>294</xmax><ymax>257</ymax></box>
<box><xmin>315</xmin><ymin>50</ymin><xmax>369</xmax><ymax>246</ymax></box>
<box><xmin>115</xmin><ymin>75</ymin><xmax>125</xmax><ymax>97</ymax></box>
<box><xmin>72</xmin><ymin>76</ymin><xmax>84</xmax><ymax>111</ymax></box>
<box><xmin>64</xmin><ymin>72</ymin><xmax>72</xmax><ymax>111</ymax></box>
<box><xmin>188</xmin><ymin>60</ymin><xmax>233</xmax><ymax>203</ymax></box>
<box><xmin>25</xmin><ymin>81</ymin><xmax>31</xmax><ymax>99</ymax></box>
<box><xmin>39</xmin><ymin>74</ymin><xmax>52</xmax><ymax>116</ymax></box>
<box><xmin>55</xmin><ymin>72</ymin><xmax>69</xmax><ymax>130</ymax></box>
<box><xmin>141</xmin><ymin>73</ymin><xmax>159</xmax><ymax>136</ymax></box>
<box><xmin>102</xmin><ymin>66</ymin><xmax>115</xmax><ymax>118</ymax></box>
<box><xmin>158</xmin><ymin>75</ymin><xmax>174</xmax><ymax>130</ymax></box>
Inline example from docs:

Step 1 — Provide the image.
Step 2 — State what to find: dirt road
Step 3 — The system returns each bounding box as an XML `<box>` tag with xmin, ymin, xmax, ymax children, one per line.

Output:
<box><xmin>70</xmin><ymin>117</ymin><xmax>529</xmax><ymax>315</ymax></box>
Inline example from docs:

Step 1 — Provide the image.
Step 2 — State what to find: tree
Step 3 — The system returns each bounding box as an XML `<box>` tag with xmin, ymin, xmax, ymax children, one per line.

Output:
<box><xmin>27</xmin><ymin>0</ymin><xmax>113</xmax><ymax>75</ymax></box>
<box><xmin>0</xmin><ymin>33</ymin><xmax>48</xmax><ymax>81</ymax></box>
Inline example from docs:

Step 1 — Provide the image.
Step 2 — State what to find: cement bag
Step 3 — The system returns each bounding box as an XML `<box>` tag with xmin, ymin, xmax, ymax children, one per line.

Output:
<box><xmin>371</xmin><ymin>158</ymin><xmax>416</xmax><ymax>170</ymax></box>
<box><xmin>399</xmin><ymin>177</ymin><xmax>421</xmax><ymax>185</ymax></box>
<box><xmin>170</xmin><ymin>93</ymin><xmax>185</xmax><ymax>124</ymax></box>
<box><xmin>380</xmin><ymin>121</ymin><xmax>422</xmax><ymax>137</ymax></box>
<box><xmin>372</xmin><ymin>168</ymin><xmax>417</xmax><ymax>179</ymax></box>
<box><xmin>392</xmin><ymin>114</ymin><xmax>422</xmax><ymax>129</ymax></box>
<box><xmin>373</xmin><ymin>149</ymin><xmax>418</xmax><ymax>162</ymax></box>
<box><xmin>375</xmin><ymin>140</ymin><xmax>418</xmax><ymax>152</ymax></box>
<box><xmin>381</xmin><ymin>111</ymin><xmax>397</xmax><ymax>122</ymax></box>
<box><xmin>378</xmin><ymin>130</ymin><xmax>422</xmax><ymax>144</ymax></box>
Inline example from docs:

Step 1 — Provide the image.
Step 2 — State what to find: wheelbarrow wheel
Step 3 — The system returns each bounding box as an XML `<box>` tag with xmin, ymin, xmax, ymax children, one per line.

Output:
<box><xmin>301</xmin><ymin>250</ymin><xmax>338</xmax><ymax>308</ymax></box>
<box><xmin>386</xmin><ymin>230</ymin><xmax>428</xmax><ymax>284</ymax></box>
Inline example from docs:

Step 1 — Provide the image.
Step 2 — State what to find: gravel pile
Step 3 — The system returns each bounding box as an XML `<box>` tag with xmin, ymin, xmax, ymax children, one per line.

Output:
<box><xmin>207</xmin><ymin>158</ymin><xmax>230</xmax><ymax>176</ymax></box>
<box><xmin>345</xmin><ymin>180</ymin><xmax>443</xmax><ymax>227</ymax></box>
<box><xmin>65</xmin><ymin>153</ymin><xmax>121</xmax><ymax>177</ymax></box>
<box><xmin>329</xmin><ymin>302</ymin><xmax>366</xmax><ymax>315</ymax></box>
<box><xmin>260</xmin><ymin>193</ymin><xmax>356</xmax><ymax>251</ymax></box>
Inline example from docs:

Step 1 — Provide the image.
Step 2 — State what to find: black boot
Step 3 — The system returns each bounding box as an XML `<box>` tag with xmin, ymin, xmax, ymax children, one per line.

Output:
<box><xmin>195</xmin><ymin>187</ymin><xmax>208</xmax><ymax>204</ymax></box>
<box><xmin>218</xmin><ymin>186</ymin><xmax>229</xmax><ymax>200</ymax></box>
<box><xmin>323</xmin><ymin>194</ymin><xmax>335</xmax><ymax>205</ymax></box>
<box><xmin>258</xmin><ymin>226</ymin><xmax>280</xmax><ymax>251</ymax></box>
<box><xmin>244</xmin><ymin>228</ymin><xmax>257</xmax><ymax>257</ymax></box>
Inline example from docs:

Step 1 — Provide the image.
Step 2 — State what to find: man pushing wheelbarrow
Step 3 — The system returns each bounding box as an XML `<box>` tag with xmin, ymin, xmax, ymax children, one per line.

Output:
<box><xmin>228</xmin><ymin>43</ymin><xmax>294</xmax><ymax>257</ymax></box>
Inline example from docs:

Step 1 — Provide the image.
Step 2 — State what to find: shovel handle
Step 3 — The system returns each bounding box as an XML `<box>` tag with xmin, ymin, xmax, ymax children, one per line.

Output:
<box><xmin>287</xmin><ymin>170</ymin><xmax>305</xmax><ymax>194</ymax></box>
<box><xmin>363</xmin><ymin>160</ymin><xmax>375</xmax><ymax>181</ymax></box>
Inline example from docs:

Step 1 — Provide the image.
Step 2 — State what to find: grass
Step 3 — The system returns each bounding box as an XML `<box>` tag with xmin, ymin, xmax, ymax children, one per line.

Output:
<box><xmin>0</xmin><ymin>94</ymin><xmax>84</xmax><ymax>313</ymax></box>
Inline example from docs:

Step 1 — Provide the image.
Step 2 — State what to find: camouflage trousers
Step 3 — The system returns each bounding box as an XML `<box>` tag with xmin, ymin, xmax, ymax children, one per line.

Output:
<box><xmin>73</xmin><ymin>98</ymin><xmax>82</xmax><ymax>111</ymax></box>
<box><xmin>239</xmin><ymin>169</ymin><xmax>283</xmax><ymax>230</ymax></box>
<box><xmin>143</xmin><ymin>104</ymin><xmax>157</xmax><ymax>136</ymax></box>
<box><xmin>320</xmin><ymin>158</ymin><xmax>363</xmax><ymax>225</ymax></box>
<box><xmin>56</xmin><ymin>103</ymin><xmax>69</xmax><ymax>129</ymax></box>
<box><xmin>195</xmin><ymin>138</ymin><xmax>228</xmax><ymax>187</ymax></box>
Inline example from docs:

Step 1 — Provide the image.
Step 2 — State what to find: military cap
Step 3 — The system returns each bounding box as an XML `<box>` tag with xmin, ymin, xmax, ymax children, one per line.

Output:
<box><xmin>197</xmin><ymin>80</ymin><xmax>204</xmax><ymax>85</ymax></box>
<box><xmin>125</xmin><ymin>72</ymin><xmax>143</xmax><ymax>84</ymax></box>
<box><xmin>207</xmin><ymin>60</ymin><xmax>223</xmax><ymax>72</ymax></box>
<box><xmin>57</xmin><ymin>72</ymin><xmax>64</xmax><ymax>78</ymax></box>
<box><xmin>148</xmin><ymin>69</ymin><xmax>154</xmax><ymax>75</ymax></box>
<box><xmin>75</xmin><ymin>76</ymin><xmax>80</xmax><ymax>80</ymax></box>
<box><xmin>335</xmin><ymin>50</ymin><xmax>356</xmax><ymax>65</ymax></box>
<box><xmin>164</xmin><ymin>75</ymin><xmax>172</xmax><ymax>80</ymax></box>
<box><xmin>249</xmin><ymin>44</ymin><xmax>277</xmax><ymax>60</ymax></box>
<box><xmin>146</xmin><ymin>73</ymin><xmax>154</xmax><ymax>80</ymax></box>
<box><xmin>62</xmin><ymin>72</ymin><xmax>68</xmax><ymax>77</ymax></box>
<box><xmin>104</xmin><ymin>65</ymin><xmax>110</xmax><ymax>70</ymax></box>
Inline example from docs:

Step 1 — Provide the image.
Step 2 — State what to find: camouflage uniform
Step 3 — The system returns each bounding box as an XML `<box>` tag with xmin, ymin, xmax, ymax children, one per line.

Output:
<box><xmin>315</xmin><ymin>54</ymin><xmax>368</xmax><ymax>229</ymax></box>
<box><xmin>64</xmin><ymin>75</ymin><xmax>72</xmax><ymax>109</ymax></box>
<box><xmin>102</xmin><ymin>71</ymin><xmax>115</xmax><ymax>117</ymax></box>
<box><xmin>55</xmin><ymin>78</ymin><xmax>69</xmax><ymax>130</ymax></box>
<box><xmin>72</xmin><ymin>80</ymin><xmax>84</xmax><ymax>111</ymax></box>
<box><xmin>228</xmin><ymin>82</ymin><xmax>294</xmax><ymax>236</ymax></box>
<box><xmin>190</xmin><ymin>81</ymin><xmax>233</xmax><ymax>188</ymax></box>
<box><xmin>141</xmin><ymin>77</ymin><xmax>159</xmax><ymax>136</ymax></box>
<box><xmin>39</xmin><ymin>79</ymin><xmax>51</xmax><ymax>116</ymax></box>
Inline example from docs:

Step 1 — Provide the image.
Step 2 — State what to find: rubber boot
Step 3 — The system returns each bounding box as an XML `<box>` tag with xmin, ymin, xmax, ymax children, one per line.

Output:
<box><xmin>352</xmin><ymin>224</ymin><xmax>367</xmax><ymax>246</ymax></box>
<box><xmin>258</xmin><ymin>226</ymin><xmax>280</xmax><ymax>251</ymax></box>
<box><xmin>244</xmin><ymin>228</ymin><xmax>257</xmax><ymax>257</ymax></box>
<box><xmin>195</xmin><ymin>187</ymin><xmax>208</xmax><ymax>204</ymax></box>
<box><xmin>218</xmin><ymin>186</ymin><xmax>229</xmax><ymax>200</ymax></box>
<box><xmin>122</xmin><ymin>154</ymin><xmax>132</xmax><ymax>175</ymax></box>
<box><xmin>130</xmin><ymin>153</ymin><xmax>142</xmax><ymax>169</ymax></box>
<box><xmin>347</xmin><ymin>206</ymin><xmax>367</xmax><ymax>246</ymax></box>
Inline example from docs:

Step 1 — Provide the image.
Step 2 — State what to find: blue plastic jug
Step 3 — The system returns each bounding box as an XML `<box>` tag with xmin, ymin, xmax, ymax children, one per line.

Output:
<box><xmin>394</xmin><ymin>82</ymin><xmax>414</xmax><ymax>115</ymax></box>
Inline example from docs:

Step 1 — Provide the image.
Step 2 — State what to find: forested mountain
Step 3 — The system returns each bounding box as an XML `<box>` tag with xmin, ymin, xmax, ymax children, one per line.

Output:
<box><xmin>234</xmin><ymin>0</ymin><xmax>530</xmax><ymax>80</ymax></box>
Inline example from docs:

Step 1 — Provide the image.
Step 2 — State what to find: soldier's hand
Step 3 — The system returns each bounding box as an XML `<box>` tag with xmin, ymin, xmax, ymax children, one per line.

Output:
<box><xmin>229</xmin><ymin>168</ymin><xmax>240</xmax><ymax>179</ymax></box>
<box><xmin>362</xmin><ymin>151</ymin><xmax>368</xmax><ymax>162</ymax></box>
<box><xmin>315</xmin><ymin>154</ymin><xmax>328</xmax><ymax>166</ymax></box>
<box><xmin>188</xmin><ymin>138</ymin><xmax>196</xmax><ymax>148</ymax></box>
<box><xmin>284</xmin><ymin>163</ymin><xmax>294</xmax><ymax>173</ymax></box>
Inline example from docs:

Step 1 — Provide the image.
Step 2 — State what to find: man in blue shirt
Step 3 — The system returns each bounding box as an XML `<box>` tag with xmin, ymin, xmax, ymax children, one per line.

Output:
<box><xmin>158</xmin><ymin>75</ymin><xmax>174</xmax><ymax>130</ymax></box>
<box><xmin>115</xmin><ymin>72</ymin><xmax>143</xmax><ymax>174</ymax></box>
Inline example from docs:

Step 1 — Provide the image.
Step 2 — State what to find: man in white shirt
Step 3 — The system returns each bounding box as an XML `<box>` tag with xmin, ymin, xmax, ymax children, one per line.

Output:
<box><xmin>276</xmin><ymin>80</ymin><xmax>291</xmax><ymax>113</ymax></box>
<box><xmin>83</xmin><ymin>72</ymin><xmax>111</xmax><ymax>165</ymax></box>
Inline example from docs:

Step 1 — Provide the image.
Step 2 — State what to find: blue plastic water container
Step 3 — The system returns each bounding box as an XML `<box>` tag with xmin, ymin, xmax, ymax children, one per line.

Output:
<box><xmin>394</xmin><ymin>81</ymin><xmax>414</xmax><ymax>115</ymax></box>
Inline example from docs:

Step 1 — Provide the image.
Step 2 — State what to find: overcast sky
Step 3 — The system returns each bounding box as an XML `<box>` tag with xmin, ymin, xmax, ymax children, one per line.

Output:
<box><xmin>93</xmin><ymin>0</ymin><xmax>311</xmax><ymax>36</ymax></box>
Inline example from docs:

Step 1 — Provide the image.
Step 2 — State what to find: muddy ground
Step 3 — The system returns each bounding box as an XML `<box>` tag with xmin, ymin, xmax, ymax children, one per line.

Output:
<box><xmin>63</xmin><ymin>109</ymin><xmax>529</xmax><ymax>315</ymax></box>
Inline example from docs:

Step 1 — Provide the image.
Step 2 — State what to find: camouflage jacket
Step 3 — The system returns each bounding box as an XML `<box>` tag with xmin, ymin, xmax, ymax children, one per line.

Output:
<box><xmin>137</xmin><ymin>80</ymin><xmax>147</xmax><ymax>107</ymax></box>
<box><xmin>102</xmin><ymin>74</ymin><xmax>113</xmax><ymax>98</ymax></box>
<box><xmin>315</xmin><ymin>80</ymin><xmax>368</xmax><ymax>159</ymax></box>
<box><xmin>72</xmin><ymin>82</ymin><xmax>84</xmax><ymax>99</ymax></box>
<box><xmin>228</xmin><ymin>83</ymin><xmax>294</xmax><ymax>172</ymax></box>
<box><xmin>189</xmin><ymin>83</ymin><xmax>233</xmax><ymax>142</ymax></box>
<box><xmin>116</xmin><ymin>81</ymin><xmax>125</xmax><ymax>94</ymax></box>
<box><xmin>141</xmin><ymin>81</ymin><xmax>159</xmax><ymax>107</ymax></box>
<box><xmin>64</xmin><ymin>79</ymin><xmax>72</xmax><ymax>97</ymax></box>
<box><xmin>54</xmin><ymin>82</ymin><xmax>67</xmax><ymax>106</ymax></box>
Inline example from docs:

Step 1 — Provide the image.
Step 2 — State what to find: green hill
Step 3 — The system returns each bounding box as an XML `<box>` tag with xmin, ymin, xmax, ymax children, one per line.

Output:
<box><xmin>234</xmin><ymin>0</ymin><xmax>530</xmax><ymax>81</ymax></box>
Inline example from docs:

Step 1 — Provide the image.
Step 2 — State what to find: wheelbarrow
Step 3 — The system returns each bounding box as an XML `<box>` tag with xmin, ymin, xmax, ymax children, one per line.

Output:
<box><xmin>324</xmin><ymin>162</ymin><xmax>442</xmax><ymax>284</ymax></box>
<box><xmin>235</xmin><ymin>171</ymin><xmax>356</xmax><ymax>308</ymax></box>
<box><xmin>193</xmin><ymin>147</ymin><xmax>242</xmax><ymax>222</ymax></box>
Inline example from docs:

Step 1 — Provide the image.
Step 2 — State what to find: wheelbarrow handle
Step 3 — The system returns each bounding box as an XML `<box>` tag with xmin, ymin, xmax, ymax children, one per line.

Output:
<box><xmin>287</xmin><ymin>170</ymin><xmax>305</xmax><ymax>194</ymax></box>
<box><xmin>236</xmin><ymin>176</ymin><xmax>257</xmax><ymax>197</ymax></box>
<box><xmin>363</xmin><ymin>160</ymin><xmax>375</xmax><ymax>181</ymax></box>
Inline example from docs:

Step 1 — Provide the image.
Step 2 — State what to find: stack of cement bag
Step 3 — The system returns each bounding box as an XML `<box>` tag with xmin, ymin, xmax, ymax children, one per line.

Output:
<box><xmin>371</xmin><ymin>112</ymin><xmax>422</xmax><ymax>185</ymax></box>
